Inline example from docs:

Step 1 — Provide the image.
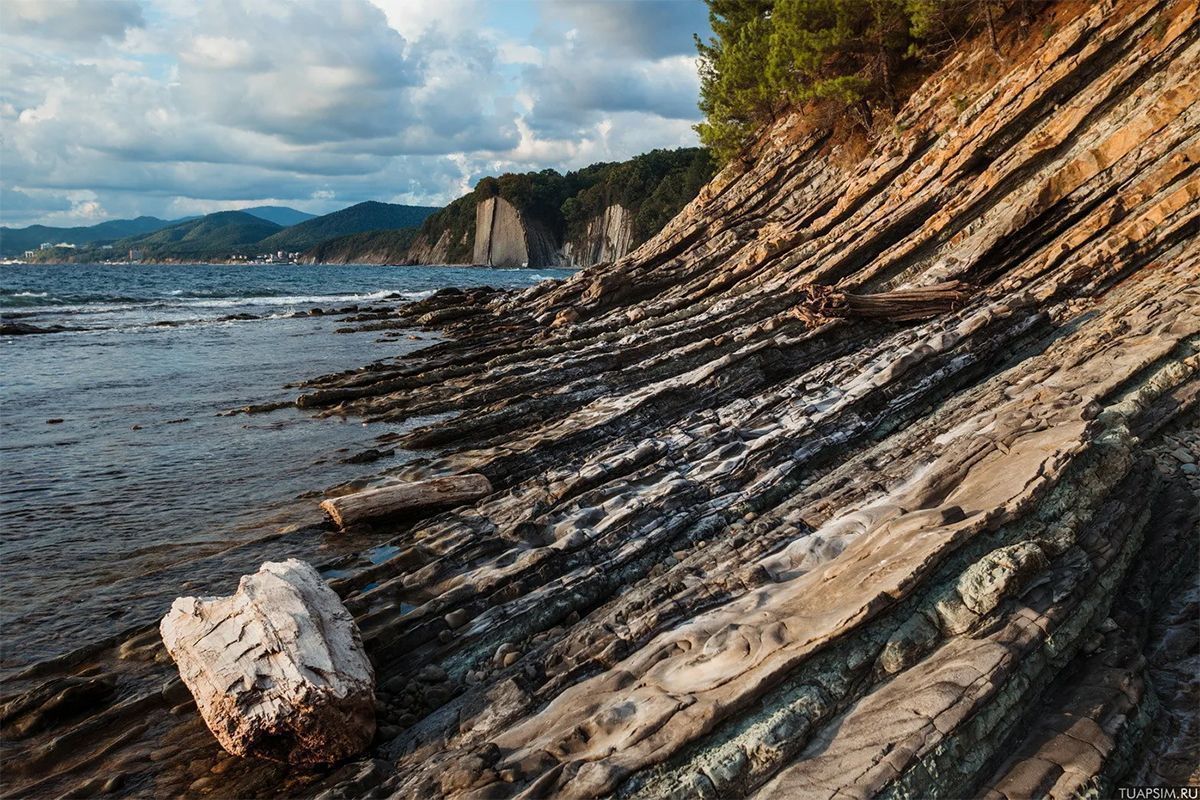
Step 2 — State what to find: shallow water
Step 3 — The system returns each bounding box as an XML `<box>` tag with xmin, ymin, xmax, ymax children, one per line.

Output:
<box><xmin>0</xmin><ymin>262</ymin><xmax>572</xmax><ymax>674</ymax></box>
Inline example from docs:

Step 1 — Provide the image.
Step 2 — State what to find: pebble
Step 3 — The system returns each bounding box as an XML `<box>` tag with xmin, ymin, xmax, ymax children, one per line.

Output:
<box><xmin>444</xmin><ymin>609</ymin><xmax>470</xmax><ymax>629</ymax></box>
<box><xmin>1182</xmin><ymin>463</ymin><xmax>1198</xmax><ymax>475</ymax></box>
<box><xmin>210</xmin><ymin>758</ymin><xmax>236</xmax><ymax>775</ymax></box>
<box><xmin>101</xmin><ymin>773</ymin><xmax>127</xmax><ymax>793</ymax></box>
<box><xmin>424</xmin><ymin>685</ymin><xmax>452</xmax><ymax>705</ymax></box>
<box><xmin>189</xmin><ymin>775</ymin><xmax>220</xmax><ymax>793</ymax></box>
<box><xmin>502</xmin><ymin>651</ymin><xmax>520</xmax><ymax>668</ymax></box>
<box><xmin>1172</xmin><ymin>448</ymin><xmax>1195</xmax><ymax>464</ymax></box>
<box><xmin>493</xmin><ymin>642</ymin><xmax>518</xmax><ymax>667</ymax></box>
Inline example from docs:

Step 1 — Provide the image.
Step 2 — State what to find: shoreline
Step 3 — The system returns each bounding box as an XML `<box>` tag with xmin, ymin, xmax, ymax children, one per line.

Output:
<box><xmin>0</xmin><ymin>288</ymin><xmax>498</xmax><ymax>798</ymax></box>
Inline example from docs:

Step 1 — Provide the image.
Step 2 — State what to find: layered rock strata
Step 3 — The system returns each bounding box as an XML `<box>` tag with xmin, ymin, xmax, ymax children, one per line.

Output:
<box><xmin>0</xmin><ymin>1</ymin><xmax>1196</xmax><ymax>798</ymax></box>
<box><xmin>562</xmin><ymin>204</ymin><xmax>635</xmax><ymax>268</ymax></box>
<box><xmin>472</xmin><ymin>197</ymin><xmax>561</xmax><ymax>268</ymax></box>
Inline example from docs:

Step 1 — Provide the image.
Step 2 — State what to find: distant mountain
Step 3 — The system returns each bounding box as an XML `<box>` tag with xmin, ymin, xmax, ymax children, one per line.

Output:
<box><xmin>256</xmin><ymin>201</ymin><xmax>440</xmax><ymax>251</ymax></box>
<box><xmin>239</xmin><ymin>205</ymin><xmax>316</xmax><ymax>227</ymax></box>
<box><xmin>117</xmin><ymin>211</ymin><xmax>282</xmax><ymax>258</ymax></box>
<box><xmin>0</xmin><ymin>216</ymin><xmax>179</xmax><ymax>256</ymax></box>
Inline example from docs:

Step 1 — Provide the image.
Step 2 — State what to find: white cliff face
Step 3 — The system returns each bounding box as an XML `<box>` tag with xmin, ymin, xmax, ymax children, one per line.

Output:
<box><xmin>473</xmin><ymin>196</ymin><xmax>530</xmax><ymax>267</ymax></box>
<box><xmin>159</xmin><ymin>559</ymin><xmax>375</xmax><ymax>765</ymax></box>
<box><xmin>562</xmin><ymin>204</ymin><xmax>635</xmax><ymax>267</ymax></box>
<box><xmin>472</xmin><ymin>196</ymin><xmax>632</xmax><ymax>268</ymax></box>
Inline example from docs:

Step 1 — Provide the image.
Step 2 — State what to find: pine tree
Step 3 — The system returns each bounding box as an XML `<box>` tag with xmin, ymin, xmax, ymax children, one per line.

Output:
<box><xmin>696</xmin><ymin>0</ymin><xmax>975</xmax><ymax>164</ymax></box>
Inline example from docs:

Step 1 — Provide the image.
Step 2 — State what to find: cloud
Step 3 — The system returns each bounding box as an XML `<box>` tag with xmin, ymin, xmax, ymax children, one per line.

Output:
<box><xmin>544</xmin><ymin>0</ymin><xmax>710</xmax><ymax>59</ymax></box>
<box><xmin>1</xmin><ymin>0</ymin><xmax>144</xmax><ymax>42</ymax></box>
<box><xmin>0</xmin><ymin>0</ymin><xmax>709</xmax><ymax>227</ymax></box>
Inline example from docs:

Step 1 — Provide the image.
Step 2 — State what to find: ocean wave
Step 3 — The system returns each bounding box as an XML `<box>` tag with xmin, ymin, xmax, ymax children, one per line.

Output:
<box><xmin>1</xmin><ymin>289</ymin><xmax>412</xmax><ymax>314</ymax></box>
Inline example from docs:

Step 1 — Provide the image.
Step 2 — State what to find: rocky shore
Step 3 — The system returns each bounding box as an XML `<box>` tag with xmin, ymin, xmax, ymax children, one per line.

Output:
<box><xmin>2</xmin><ymin>0</ymin><xmax>1197</xmax><ymax>797</ymax></box>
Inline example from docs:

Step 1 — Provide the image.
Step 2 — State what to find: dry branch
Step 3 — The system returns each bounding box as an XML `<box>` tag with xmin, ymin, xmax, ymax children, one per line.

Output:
<box><xmin>791</xmin><ymin>281</ymin><xmax>971</xmax><ymax>327</ymax></box>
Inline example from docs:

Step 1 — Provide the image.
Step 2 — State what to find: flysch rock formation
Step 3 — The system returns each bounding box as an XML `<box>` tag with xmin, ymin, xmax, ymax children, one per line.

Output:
<box><xmin>160</xmin><ymin>560</ymin><xmax>375</xmax><ymax>766</ymax></box>
<box><xmin>472</xmin><ymin>196</ymin><xmax>562</xmax><ymax>268</ymax></box>
<box><xmin>406</xmin><ymin>228</ymin><xmax>460</xmax><ymax>265</ymax></box>
<box><xmin>562</xmin><ymin>205</ymin><xmax>635</xmax><ymax>269</ymax></box>
<box><xmin>0</xmin><ymin>1</ymin><xmax>1196</xmax><ymax>798</ymax></box>
<box><xmin>403</xmin><ymin>200</ymin><xmax>633</xmax><ymax>268</ymax></box>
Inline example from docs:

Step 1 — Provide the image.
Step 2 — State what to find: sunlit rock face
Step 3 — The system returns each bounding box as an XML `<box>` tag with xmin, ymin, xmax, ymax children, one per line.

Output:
<box><xmin>296</xmin><ymin>1</ymin><xmax>1197</xmax><ymax>796</ymax></box>
<box><xmin>562</xmin><ymin>204</ymin><xmax>635</xmax><ymax>268</ymax></box>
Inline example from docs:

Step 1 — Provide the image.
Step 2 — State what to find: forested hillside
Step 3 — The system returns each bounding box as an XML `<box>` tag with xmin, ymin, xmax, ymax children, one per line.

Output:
<box><xmin>696</xmin><ymin>0</ymin><xmax>1015</xmax><ymax>160</ymax></box>
<box><xmin>402</xmin><ymin>148</ymin><xmax>715</xmax><ymax>265</ymax></box>
<box><xmin>257</xmin><ymin>201</ymin><xmax>439</xmax><ymax>251</ymax></box>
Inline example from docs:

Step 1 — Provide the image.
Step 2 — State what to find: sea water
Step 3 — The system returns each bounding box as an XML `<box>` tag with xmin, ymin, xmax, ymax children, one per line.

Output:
<box><xmin>0</xmin><ymin>262</ymin><xmax>572</xmax><ymax>674</ymax></box>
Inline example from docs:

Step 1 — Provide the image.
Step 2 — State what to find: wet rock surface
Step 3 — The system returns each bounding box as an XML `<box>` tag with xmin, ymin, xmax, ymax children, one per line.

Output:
<box><xmin>1</xmin><ymin>1</ymin><xmax>1197</xmax><ymax>798</ymax></box>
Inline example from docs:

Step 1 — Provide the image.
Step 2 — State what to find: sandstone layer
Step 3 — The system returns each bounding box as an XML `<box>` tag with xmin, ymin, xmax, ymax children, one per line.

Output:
<box><xmin>0</xmin><ymin>1</ymin><xmax>1196</xmax><ymax>798</ymax></box>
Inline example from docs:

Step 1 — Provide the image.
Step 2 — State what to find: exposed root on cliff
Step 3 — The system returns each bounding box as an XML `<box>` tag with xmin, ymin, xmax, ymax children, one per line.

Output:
<box><xmin>789</xmin><ymin>281</ymin><xmax>972</xmax><ymax>326</ymax></box>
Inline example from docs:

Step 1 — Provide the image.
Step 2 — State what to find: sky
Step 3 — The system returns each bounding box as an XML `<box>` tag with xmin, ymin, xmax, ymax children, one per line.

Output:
<box><xmin>0</xmin><ymin>0</ymin><xmax>712</xmax><ymax>227</ymax></box>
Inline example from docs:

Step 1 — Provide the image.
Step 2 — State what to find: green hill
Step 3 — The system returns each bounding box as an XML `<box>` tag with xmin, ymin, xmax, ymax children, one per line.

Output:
<box><xmin>256</xmin><ymin>201</ymin><xmax>439</xmax><ymax>251</ymax></box>
<box><xmin>0</xmin><ymin>216</ymin><xmax>180</xmax><ymax>256</ymax></box>
<box><xmin>239</xmin><ymin>206</ymin><xmax>315</xmax><ymax>226</ymax></box>
<box><xmin>118</xmin><ymin>211</ymin><xmax>282</xmax><ymax>258</ymax></box>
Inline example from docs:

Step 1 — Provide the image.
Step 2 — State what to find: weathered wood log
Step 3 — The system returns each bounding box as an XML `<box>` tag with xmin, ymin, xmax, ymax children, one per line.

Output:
<box><xmin>159</xmin><ymin>559</ymin><xmax>374</xmax><ymax>765</ymax></box>
<box><xmin>320</xmin><ymin>474</ymin><xmax>492</xmax><ymax>530</ymax></box>
<box><xmin>790</xmin><ymin>281</ymin><xmax>972</xmax><ymax>327</ymax></box>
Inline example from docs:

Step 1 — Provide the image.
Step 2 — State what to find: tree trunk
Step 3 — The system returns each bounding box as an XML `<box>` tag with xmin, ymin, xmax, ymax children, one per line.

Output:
<box><xmin>985</xmin><ymin>0</ymin><xmax>1000</xmax><ymax>53</ymax></box>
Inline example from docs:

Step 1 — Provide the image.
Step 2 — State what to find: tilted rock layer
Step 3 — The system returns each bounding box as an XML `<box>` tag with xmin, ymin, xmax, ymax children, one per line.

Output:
<box><xmin>294</xmin><ymin>1</ymin><xmax>1198</xmax><ymax>796</ymax></box>
<box><xmin>0</xmin><ymin>1</ymin><xmax>1196</xmax><ymax>798</ymax></box>
<box><xmin>160</xmin><ymin>559</ymin><xmax>375</xmax><ymax>765</ymax></box>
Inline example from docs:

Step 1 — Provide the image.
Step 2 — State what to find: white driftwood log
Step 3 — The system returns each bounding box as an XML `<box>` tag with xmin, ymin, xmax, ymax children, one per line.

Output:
<box><xmin>320</xmin><ymin>474</ymin><xmax>492</xmax><ymax>530</ymax></box>
<box><xmin>160</xmin><ymin>559</ymin><xmax>375</xmax><ymax>765</ymax></box>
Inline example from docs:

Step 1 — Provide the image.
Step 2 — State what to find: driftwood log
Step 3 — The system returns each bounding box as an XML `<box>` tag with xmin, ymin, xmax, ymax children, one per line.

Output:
<box><xmin>159</xmin><ymin>560</ymin><xmax>374</xmax><ymax>765</ymax></box>
<box><xmin>790</xmin><ymin>281</ymin><xmax>972</xmax><ymax>327</ymax></box>
<box><xmin>320</xmin><ymin>474</ymin><xmax>492</xmax><ymax>531</ymax></box>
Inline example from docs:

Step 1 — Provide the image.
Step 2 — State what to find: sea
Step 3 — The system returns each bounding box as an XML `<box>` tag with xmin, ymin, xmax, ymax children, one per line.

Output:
<box><xmin>0</xmin><ymin>262</ymin><xmax>572</xmax><ymax>676</ymax></box>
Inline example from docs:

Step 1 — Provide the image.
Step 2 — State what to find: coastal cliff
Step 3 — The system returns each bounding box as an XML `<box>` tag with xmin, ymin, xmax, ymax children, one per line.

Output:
<box><xmin>1</xmin><ymin>1</ymin><xmax>1196</xmax><ymax>798</ymax></box>
<box><xmin>471</xmin><ymin>196</ymin><xmax>560</xmax><ymax>268</ymax></box>
<box><xmin>308</xmin><ymin>148</ymin><xmax>714</xmax><ymax>267</ymax></box>
<box><xmin>561</xmin><ymin>203</ymin><xmax>634</xmax><ymax>268</ymax></box>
